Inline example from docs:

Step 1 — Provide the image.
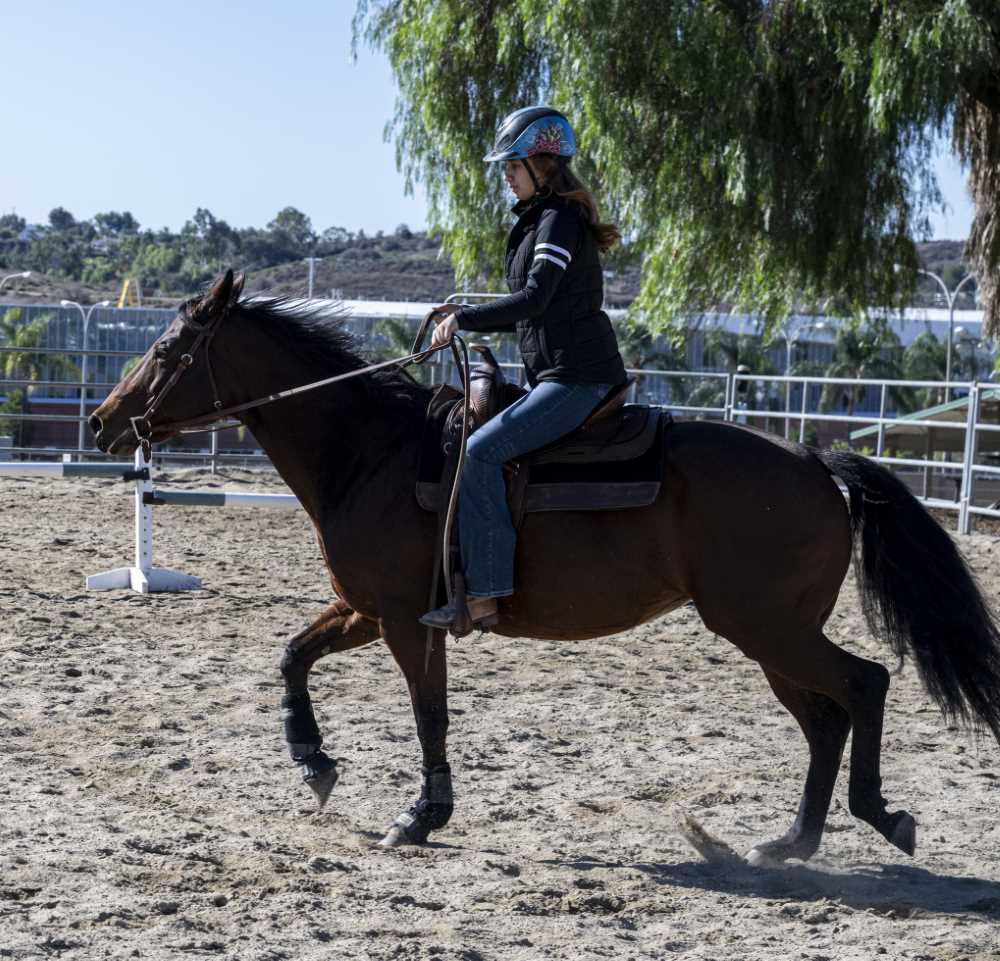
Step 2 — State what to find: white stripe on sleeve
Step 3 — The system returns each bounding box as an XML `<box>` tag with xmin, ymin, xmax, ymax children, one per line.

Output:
<box><xmin>533</xmin><ymin>252</ymin><xmax>569</xmax><ymax>269</ymax></box>
<box><xmin>535</xmin><ymin>242</ymin><xmax>572</xmax><ymax>262</ymax></box>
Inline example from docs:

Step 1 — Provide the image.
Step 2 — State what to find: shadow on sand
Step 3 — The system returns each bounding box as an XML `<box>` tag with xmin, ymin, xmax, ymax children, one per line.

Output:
<box><xmin>538</xmin><ymin>855</ymin><xmax>1000</xmax><ymax>919</ymax></box>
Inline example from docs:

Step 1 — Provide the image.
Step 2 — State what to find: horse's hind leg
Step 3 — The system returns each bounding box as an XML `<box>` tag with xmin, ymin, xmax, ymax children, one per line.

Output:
<box><xmin>379</xmin><ymin>619</ymin><xmax>453</xmax><ymax>847</ymax></box>
<box><xmin>749</xmin><ymin>629</ymin><xmax>916</xmax><ymax>856</ymax></box>
<box><xmin>747</xmin><ymin>670</ymin><xmax>850</xmax><ymax>865</ymax></box>
<box><xmin>280</xmin><ymin>599</ymin><xmax>381</xmax><ymax>808</ymax></box>
<box><xmin>840</xmin><ymin>658</ymin><xmax>916</xmax><ymax>856</ymax></box>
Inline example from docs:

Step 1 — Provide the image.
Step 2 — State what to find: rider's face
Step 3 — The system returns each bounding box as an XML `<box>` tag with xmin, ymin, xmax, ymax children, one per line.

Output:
<box><xmin>503</xmin><ymin>159</ymin><xmax>536</xmax><ymax>202</ymax></box>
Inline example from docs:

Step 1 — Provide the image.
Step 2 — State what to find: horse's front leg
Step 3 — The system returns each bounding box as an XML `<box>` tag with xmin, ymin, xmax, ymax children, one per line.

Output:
<box><xmin>379</xmin><ymin>620</ymin><xmax>453</xmax><ymax>847</ymax></box>
<box><xmin>280</xmin><ymin>599</ymin><xmax>381</xmax><ymax>808</ymax></box>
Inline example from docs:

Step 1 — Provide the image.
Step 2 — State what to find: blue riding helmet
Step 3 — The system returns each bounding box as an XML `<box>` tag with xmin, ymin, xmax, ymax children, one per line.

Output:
<box><xmin>483</xmin><ymin>106</ymin><xmax>577</xmax><ymax>162</ymax></box>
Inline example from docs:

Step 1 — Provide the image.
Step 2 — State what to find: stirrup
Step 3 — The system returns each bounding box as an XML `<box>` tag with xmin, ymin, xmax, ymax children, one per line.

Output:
<box><xmin>418</xmin><ymin>597</ymin><xmax>498</xmax><ymax>637</ymax></box>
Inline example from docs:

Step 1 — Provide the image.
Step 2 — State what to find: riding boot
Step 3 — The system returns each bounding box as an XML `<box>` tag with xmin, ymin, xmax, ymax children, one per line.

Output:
<box><xmin>419</xmin><ymin>596</ymin><xmax>499</xmax><ymax>635</ymax></box>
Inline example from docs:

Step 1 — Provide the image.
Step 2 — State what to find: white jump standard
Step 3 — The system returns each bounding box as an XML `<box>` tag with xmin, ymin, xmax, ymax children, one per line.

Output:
<box><xmin>82</xmin><ymin>451</ymin><xmax>300</xmax><ymax>594</ymax></box>
<box><xmin>86</xmin><ymin>451</ymin><xmax>205</xmax><ymax>593</ymax></box>
<box><xmin>0</xmin><ymin>453</ymin><xmax>300</xmax><ymax>593</ymax></box>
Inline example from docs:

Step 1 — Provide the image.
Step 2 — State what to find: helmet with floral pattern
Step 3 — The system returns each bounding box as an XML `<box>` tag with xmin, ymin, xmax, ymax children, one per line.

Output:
<box><xmin>483</xmin><ymin>106</ymin><xmax>576</xmax><ymax>162</ymax></box>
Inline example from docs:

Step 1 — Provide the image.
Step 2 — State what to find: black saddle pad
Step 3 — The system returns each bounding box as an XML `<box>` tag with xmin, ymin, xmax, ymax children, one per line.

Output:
<box><xmin>416</xmin><ymin>387</ymin><xmax>668</xmax><ymax>514</ymax></box>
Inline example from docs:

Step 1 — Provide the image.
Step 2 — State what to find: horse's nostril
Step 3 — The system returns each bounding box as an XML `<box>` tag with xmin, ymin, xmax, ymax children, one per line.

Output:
<box><xmin>89</xmin><ymin>414</ymin><xmax>103</xmax><ymax>436</ymax></box>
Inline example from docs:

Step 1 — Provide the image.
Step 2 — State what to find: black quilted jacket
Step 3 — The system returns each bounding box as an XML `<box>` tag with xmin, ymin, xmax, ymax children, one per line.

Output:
<box><xmin>455</xmin><ymin>195</ymin><xmax>626</xmax><ymax>388</ymax></box>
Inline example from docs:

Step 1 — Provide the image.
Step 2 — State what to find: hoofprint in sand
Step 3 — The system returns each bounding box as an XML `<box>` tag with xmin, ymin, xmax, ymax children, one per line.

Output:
<box><xmin>1</xmin><ymin>470</ymin><xmax>999</xmax><ymax>961</ymax></box>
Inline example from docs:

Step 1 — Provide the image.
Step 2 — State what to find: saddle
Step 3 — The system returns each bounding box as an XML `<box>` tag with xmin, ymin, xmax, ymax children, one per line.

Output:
<box><xmin>416</xmin><ymin>344</ymin><xmax>668</xmax><ymax>521</ymax></box>
<box><xmin>453</xmin><ymin>343</ymin><xmax>632</xmax><ymax>435</ymax></box>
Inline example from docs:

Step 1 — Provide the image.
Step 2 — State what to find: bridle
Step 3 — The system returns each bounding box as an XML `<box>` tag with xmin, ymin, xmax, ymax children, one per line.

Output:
<box><xmin>130</xmin><ymin>304</ymin><xmax>230</xmax><ymax>457</ymax></box>
<box><xmin>129</xmin><ymin>303</ymin><xmax>455</xmax><ymax>458</ymax></box>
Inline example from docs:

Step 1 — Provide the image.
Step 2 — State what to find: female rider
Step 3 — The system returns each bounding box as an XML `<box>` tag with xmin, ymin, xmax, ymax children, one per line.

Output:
<box><xmin>420</xmin><ymin>106</ymin><xmax>627</xmax><ymax>632</ymax></box>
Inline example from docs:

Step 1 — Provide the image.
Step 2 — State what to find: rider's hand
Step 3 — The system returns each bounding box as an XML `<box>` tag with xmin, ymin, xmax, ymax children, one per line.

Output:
<box><xmin>430</xmin><ymin>313</ymin><xmax>459</xmax><ymax>349</ymax></box>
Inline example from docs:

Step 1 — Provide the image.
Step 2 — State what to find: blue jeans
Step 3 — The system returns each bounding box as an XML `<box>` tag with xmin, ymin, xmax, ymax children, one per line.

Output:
<box><xmin>458</xmin><ymin>380</ymin><xmax>615</xmax><ymax>598</ymax></box>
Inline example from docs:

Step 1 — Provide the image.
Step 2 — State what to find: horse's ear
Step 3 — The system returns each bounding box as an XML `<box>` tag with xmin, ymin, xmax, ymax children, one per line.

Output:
<box><xmin>202</xmin><ymin>269</ymin><xmax>235</xmax><ymax>317</ymax></box>
<box><xmin>231</xmin><ymin>271</ymin><xmax>246</xmax><ymax>303</ymax></box>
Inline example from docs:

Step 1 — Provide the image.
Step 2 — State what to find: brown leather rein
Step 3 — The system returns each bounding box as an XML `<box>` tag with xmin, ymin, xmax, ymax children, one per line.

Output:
<box><xmin>129</xmin><ymin>307</ymin><xmax>452</xmax><ymax>457</ymax></box>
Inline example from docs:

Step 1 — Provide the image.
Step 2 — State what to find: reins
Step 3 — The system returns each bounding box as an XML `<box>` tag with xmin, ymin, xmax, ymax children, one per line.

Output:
<box><xmin>131</xmin><ymin>308</ymin><xmax>449</xmax><ymax>450</ymax></box>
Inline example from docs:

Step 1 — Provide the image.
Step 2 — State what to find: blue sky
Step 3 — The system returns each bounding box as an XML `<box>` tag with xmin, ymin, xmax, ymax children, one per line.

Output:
<box><xmin>3</xmin><ymin>1</ymin><xmax>975</xmax><ymax>240</ymax></box>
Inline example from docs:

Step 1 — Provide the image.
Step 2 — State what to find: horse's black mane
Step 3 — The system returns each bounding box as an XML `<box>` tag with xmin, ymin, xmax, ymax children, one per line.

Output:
<box><xmin>229</xmin><ymin>294</ymin><xmax>430</xmax><ymax>408</ymax></box>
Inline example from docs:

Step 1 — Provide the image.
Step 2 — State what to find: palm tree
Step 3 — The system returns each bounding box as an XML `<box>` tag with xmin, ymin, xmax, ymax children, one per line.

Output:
<box><xmin>900</xmin><ymin>330</ymin><xmax>948</xmax><ymax>412</ymax></box>
<box><xmin>701</xmin><ymin>329</ymin><xmax>778</xmax><ymax>376</ymax></box>
<box><xmin>0</xmin><ymin>308</ymin><xmax>78</xmax><ymax>446</ymax></box>
<box><xmin>820</xmin><ymin>322</ymin><xmax>903</xmax><ymax>418</ymax></box>
<box><xmin>688</xmin><ymin>329</ymin><xmax>781</xmax><ymax>423</ymax></box>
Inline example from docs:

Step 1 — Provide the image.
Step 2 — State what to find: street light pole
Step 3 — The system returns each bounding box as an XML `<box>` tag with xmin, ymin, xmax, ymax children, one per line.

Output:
<box><xmin>61</xmin><ymin>299</ymin><xmax>111</xmax><ymax>454</ymax></box>
<box><xmin>917</xmin><ymin>268</ymin><xmax>976</xmax><ymax>400</ymax></box>
<box><xmin>306</xmin><ymin>257</ymin><xmax>317</xmax><ymax>299</ymax></box>
<box><xmin>0</xmin><ymin>271</ymin><xmax>31</xmax><ymax>293</ymax></box>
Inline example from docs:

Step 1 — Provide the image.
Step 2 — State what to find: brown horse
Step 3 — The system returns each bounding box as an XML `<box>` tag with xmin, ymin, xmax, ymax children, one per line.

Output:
<box><xmin>90</xmin><ymin>271</ymin><xmax>1000</xmax><ymax>860</ymax></box>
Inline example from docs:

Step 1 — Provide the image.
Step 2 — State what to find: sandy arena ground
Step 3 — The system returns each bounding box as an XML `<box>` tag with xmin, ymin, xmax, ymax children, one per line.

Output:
<box><xmin>2</xmin><ymin>468</ymin><xmax>1000</xmax><ymax>961</ymax></box>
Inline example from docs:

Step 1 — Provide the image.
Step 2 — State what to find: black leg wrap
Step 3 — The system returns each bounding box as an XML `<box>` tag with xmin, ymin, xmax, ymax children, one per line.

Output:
<box><xmin>301</xmin><ymin>748</ymin><xmax>338</xmax><ymax>787</ymax></box>
<box><xmin>391</xmin><ymin>764</ymin><xmax>454</xmax><ymax>843</ymax></box>
<box><xmin>280</xmin><ymin>692</ymin><xmax>322</xmax><ymax>762</ymax></box>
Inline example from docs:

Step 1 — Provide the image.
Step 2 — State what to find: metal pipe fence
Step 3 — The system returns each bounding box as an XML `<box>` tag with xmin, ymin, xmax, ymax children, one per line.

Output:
<box><xmin>427</xmin><ymin>355</ymin><xmax>1000</xmax><ymax>531</ymax></box>
<box><xmin>725</xmin><ymin>370</ymin><xmax>997</xmax><ymax>532</ymax></box>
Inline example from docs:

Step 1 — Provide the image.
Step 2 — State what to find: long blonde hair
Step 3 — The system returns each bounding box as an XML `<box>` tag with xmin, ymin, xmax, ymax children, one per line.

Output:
<box><xmin>526</xmin><ymin>154</ymin><xmax>620</xmax><ymax>252</ymax></box>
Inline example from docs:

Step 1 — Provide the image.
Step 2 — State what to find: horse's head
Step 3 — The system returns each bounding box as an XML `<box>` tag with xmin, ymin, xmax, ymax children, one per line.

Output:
<box><xmin>91</xmin><ymin>269</ymin><xmax>245</xmax><ymax>455</ymax></box>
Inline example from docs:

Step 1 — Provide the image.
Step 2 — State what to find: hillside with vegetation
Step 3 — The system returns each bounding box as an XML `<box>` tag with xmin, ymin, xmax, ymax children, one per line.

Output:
<box><xmin>0</xmin><ymin>205</ymin><xmax>975</xmax><ymax>311</ymax></box>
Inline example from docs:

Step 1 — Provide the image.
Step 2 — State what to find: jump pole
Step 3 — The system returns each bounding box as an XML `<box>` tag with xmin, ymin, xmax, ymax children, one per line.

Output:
<box><xmin>143</xmin><ymin>489</ymin><xmax>299</xmax><ymax>508</ymax></box>
<box><xmin>0</xmin><ymin>461</ymin><xmax>134</xmax><ymax>477</ymax></box>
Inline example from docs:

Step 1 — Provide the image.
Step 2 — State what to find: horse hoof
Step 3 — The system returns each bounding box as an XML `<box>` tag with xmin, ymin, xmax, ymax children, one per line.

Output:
<box><xmin>306</xmin><ymin>767</ymin><xmax>338</xmax><ymax>811</ymax></box>
<box><xmin>378</xmin><ymin>825</ymin><xmax>409</xmax><ymax>848</ymax></box>
<box><xmin>888</xmin><ymin>811</ymin><xmax>917</xmax><ymax>856</ymax></box>
<box><xmin>745</xmin><ymin>847</ymin><xmax>783</xmax><ymax>869</ymax></box>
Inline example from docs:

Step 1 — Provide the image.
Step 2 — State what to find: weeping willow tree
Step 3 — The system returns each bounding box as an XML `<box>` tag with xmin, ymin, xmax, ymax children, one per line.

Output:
<box><xmin>354</xmin><ymin>0</ymin><xmax>1000</xmax><ymax>336</ymax></box>
<box><xmin>955</xmin><ymin>54</ymin><xmax>1000</xmax><ymax>337</ymax></box>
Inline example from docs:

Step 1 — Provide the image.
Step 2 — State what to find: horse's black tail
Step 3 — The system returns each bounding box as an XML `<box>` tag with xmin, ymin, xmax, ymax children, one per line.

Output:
<box><xmin>818</xmin><ymin>449</ymin><xmax>1000</xmax><ymax>742</ymax></box>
